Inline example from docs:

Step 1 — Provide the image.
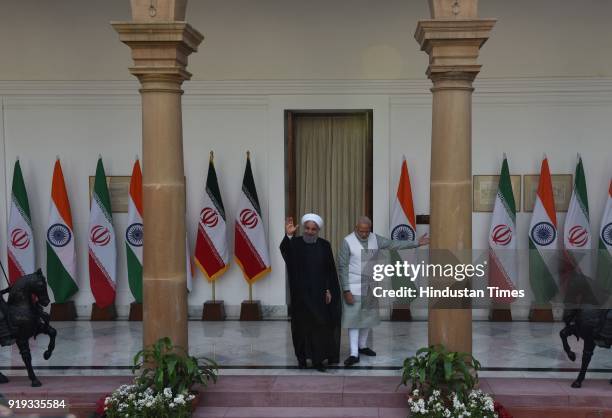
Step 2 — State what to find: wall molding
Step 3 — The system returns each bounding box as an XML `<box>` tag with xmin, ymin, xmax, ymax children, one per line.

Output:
<box><xmin>1</xmin><ymin>78</ymin><xmax>612</xmax><ymax>106</ymax></box>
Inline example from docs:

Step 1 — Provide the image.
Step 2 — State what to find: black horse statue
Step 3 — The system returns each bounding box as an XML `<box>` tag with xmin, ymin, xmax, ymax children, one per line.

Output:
<box><xmin>0</xmin><ymin>269</ymin><xmax>57</xmax><ymax>387</ymax></box>
<box><xmin>560</xmin><ymin>308</ymin><xmax>612</xmax><ymax>388</ymax></box>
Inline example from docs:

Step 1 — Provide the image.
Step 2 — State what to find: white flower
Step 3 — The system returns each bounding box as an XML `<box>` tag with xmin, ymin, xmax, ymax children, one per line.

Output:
<box><xmin>164</xmin><ymin>387</ymin><xmax>173</xmax><ymax>398</ymax></box>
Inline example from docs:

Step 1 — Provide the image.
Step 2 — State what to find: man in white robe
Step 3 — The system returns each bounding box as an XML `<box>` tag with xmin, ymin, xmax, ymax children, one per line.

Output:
<box><xmin>338</xmin><ymin>216</ymin><xmax>428</xmax><ymax>366</ymax></box>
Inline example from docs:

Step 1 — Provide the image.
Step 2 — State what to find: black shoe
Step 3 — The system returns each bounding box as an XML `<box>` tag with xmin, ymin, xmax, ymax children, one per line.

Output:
<box><xmin>313</xmin><ymin>363</ymin><xmax>327</xmax><ymax>372</ymax></box>
<box><xmin>298</xmin><ymin>359</ymin><xmax>307</xmax><ymax>369</ymax></box>
<box><xmin>358</xmin><ymin>347</ymin><xmax>376</xmax><ymax>356</ymax></box>
<box><xmin>344</xmin><ymin>355</ymin><xmax>360</xmax><ymax>367</ymax></box>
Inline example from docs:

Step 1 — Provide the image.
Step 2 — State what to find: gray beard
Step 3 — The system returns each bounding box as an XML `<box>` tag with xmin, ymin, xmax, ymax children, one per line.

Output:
<box><xmin>303</xmin><ymin>235</ymin><xmax>318</xmax><ymax>244</ymax></box>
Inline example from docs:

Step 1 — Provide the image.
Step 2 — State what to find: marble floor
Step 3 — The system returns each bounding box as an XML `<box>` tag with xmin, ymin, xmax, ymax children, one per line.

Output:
<box><xmin>1</xmin><ymin>320</ymin><xmax>612</xmax><ymax>380</ymax></box>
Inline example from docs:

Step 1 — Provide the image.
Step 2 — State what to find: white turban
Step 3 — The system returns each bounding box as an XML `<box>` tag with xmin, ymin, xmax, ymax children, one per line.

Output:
<box><xmin>301</xmin><ymin>213</ymin><xmax>323</xmax><ymax>229</ymax></box>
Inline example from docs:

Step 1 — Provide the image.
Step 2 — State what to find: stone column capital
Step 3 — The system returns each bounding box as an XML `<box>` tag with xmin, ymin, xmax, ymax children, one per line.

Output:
<box><xmin>414</xmin><ymin>19</ymin><xmax>496</xmax><ymax>82</ymax></box>
<box><xmin>111</xmin><ymin>22</ymin><xmax>204</xmax><ymax>86</ymax></box>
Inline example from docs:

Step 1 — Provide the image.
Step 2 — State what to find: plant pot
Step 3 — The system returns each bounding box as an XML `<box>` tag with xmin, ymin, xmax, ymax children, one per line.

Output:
<box><xmin>191</xmin><ymin>390</ymin><xmax>202</xmax><ymax>410</ymax></box>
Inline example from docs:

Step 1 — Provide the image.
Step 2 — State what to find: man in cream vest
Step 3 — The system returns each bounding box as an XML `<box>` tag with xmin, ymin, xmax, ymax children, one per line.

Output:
<box><xmin>338</xmin><ymin>216</ymin><xmax>429</xmax><ymax>366</ymax></box>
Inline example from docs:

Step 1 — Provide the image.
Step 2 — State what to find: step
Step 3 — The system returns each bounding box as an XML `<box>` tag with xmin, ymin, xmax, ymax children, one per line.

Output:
<box><xmin>2</xmin><ymin>375</ymin><xmax>612</xmax><ymax>417</ymax></box>
<box><xmin>194</xmin><ymin>406</ymin><xmax>407</xmax><ymax>418</ymax></box>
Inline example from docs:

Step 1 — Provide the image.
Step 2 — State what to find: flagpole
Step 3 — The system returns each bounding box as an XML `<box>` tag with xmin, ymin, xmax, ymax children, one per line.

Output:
<box><xmin>247</xmin><ymin>150</ymin><xmax>252</xmax><ymax>303</ymax></box>
<box><xmin>0</xmin><ymin>261</ymin><xmax>10</xmax><ymax>288</ymax></box>
<box><xmin>210</xmin><ymin>150</ymin><xmax>215</xmax><ymax>303</ymax></box>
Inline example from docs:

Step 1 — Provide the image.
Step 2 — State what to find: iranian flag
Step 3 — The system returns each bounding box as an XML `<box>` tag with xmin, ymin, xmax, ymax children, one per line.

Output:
<box><xmin>596</xmin><ymin>179</ymin><xmax>612</xmax><ymax>290</ymax></box>
<box><xmin>390</xmin><ymin>155</ymin><xmax>417</xmax><ymax>243</ymax></box>
<box><xmin>563</xmin><ymin>155</ymin><xmax>592</xmax><ymax>278</ymax></box>
<box><xmin>126</xmin><ymin>159</ymin><xmax>143</xmax><ymax>303</ymax></box>
<box><xmin>488</xmin><ymin>155</ymin><xmax>518</xmax><ymax>303</ymax></box>
<box><xmin>7</xmin><ymin>159</ymin><xmax>35</xmax><ymax>283</ymax></box>
<box><xmin>88</xmin><ymin>157</ymin><xmax>117</xmax><ymax>308</ymax></box>
<box><xmin>46</xmin><ymin>158</ymin><xmax>78</xmax><ymax>302</ymax></box>
<box><xmin>234</xmin><ymin>153</ymin><xmax>271</xmax><ymax>283</ymax></box>
<box><xmin>529</xmin><ymin>157</ymin><xmax>559</xmax><ymax>304</ymax></box>
<box><xmin>195</xmin><ymin>154</ymin><xmax>229</xmax><ymax>281</ymax></box>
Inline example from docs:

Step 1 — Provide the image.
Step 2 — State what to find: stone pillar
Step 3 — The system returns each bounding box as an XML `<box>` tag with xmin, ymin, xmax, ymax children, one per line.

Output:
<box><xmin>415</xmin><ymin>1</ymin><xmax>495</xmax><ymax>353</ymax></box>
<box><xmin>112</xmin><ymin>5</ymin><xmax>203</xmax><ymax>351</ymax></box>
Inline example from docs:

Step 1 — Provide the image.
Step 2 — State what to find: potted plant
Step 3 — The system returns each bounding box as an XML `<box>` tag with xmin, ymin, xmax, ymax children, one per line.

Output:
<box><xmin>97</xmin><ymin>337</ymin><xmax>218</xmax><ymax>418</ymax></box>
<box><xmin>400</xmin><ymin>344</ymin><xmax>512</xmax><ymax>418</ymax></box>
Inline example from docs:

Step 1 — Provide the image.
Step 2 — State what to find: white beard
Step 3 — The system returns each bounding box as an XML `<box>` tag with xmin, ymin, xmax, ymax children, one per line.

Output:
<box><xmin>303</xmin><ymin>235</ymin><xmax>318</xmax><ymax>244</ymax></box>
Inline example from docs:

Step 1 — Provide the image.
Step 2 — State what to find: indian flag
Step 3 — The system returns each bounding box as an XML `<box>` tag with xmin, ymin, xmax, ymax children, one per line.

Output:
<box><xmin>488</xmin><ymin>155</ymin><xmax>518</xmax><ymax>302</ymax></box>
<box><xmin>563</xmin><ymin>155</ymin><xmax>592</xmax><ymax>278</ymax></box>
<box><xmin>529</xmin><ymin>156</ymin><xmax>559</xmax><ymax>304</ymax></box>
<box><xmin>596</xmin><ymin>179</ymin><xmax>612</xmax><ymax>290</ymax></box>
<box><xmin>195</xmin><ymin>153</ymin><xmax>229</xmax><ymax>281</ymax></box>
<box><xmin>88</xmin><ymin>157</ymin><xmax>117</xmax><ymax>309</ymax></box>
<box><xmin>389</xmin><ymin>156</ymin><xmax>417</xmax><ymax>302</ymax></box>
<box><xmin>390</xmin><ymin>156</ymin><xmax>417</xmax><ymax>243</ymax></box>
<box><xmin>126</xmin><ymin>159</ymin><xmax>143</xmax><ymax>303</ymax></box>
<box><xmin>46</xmin><ymin>158</ymin><xmax>78</xmax><ymax>302</ymax></box>
<box><xmin>7</xmin><ymin>159</ymin><xmax>35</xmax><ymax>283</ymax></box>
<box><xmin>234</xmin><ymin>153</ymin><xmax>271</xmax><ymax>283</ymax></box>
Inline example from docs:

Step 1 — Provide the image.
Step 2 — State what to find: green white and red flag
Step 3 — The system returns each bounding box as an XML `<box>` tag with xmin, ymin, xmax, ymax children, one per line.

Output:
<box><xmin>390</xmin><ymin>155</ymin><xmax>417</xmax><ymax>244</ymax></box>
<box><xmin>125</xmin><ymin>159</ymin><xmax>143</xmax><ymax>303</ymax></box>
<box><xmin>488</xmin><ymin>155</ymin><xmax>518</xmax><ymax>302</ymax></box>
<box><xmin>88</xmin><ymin>157</ymin><xmax>117</xmax><ymax>308</ymax></box>
<box><xmin>234</xmin><ymin>153</ymin><xmax>271</xmax><ymax>283</ymax></box>
<box><xmin>46</xmin><ymin>158</ymin><xmax>78</xmax><ymax>302</ymax></box>
<box><xmin>7</xmin><ymin>159</ymin><xmax>35</xmax><ymax>283</ymax></box>
<box><xmin>529</xmin><ymin>157</ymin><xmax>559</xmax><ymax>303</ymax></box>
<box><xmin>195</xmin><ymin>154</ymin><xmax>229</xmax><ymax>281</ymax></box>
<box><xmin>563</xmin><ymin>155</ymin><xmax>592</xmax><ymax>279</ymax></box>
<box><xmin>596</xmin><ymin>179</ymin><xmax>612</xmax><ymax>290</ymax></box>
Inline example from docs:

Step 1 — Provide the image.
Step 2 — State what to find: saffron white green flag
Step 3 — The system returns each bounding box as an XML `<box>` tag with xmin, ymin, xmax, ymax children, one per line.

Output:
<box><xmin>390</xmin><ymin>156</ymin><xmax>417</xmax><ymax>243</ymax></box>
<box><xmin>389</xmin><ymin>156</ymin><xmax>418</xmax><ymax>302</ymax></box>
<box><xmin>88</xmin><ymin>157</ymin><xmax>117</xmax><ymax>309</ymax></box>
<box><xmin>7</xmin><ymin>159</ymin><xmax>35</xmax><ymax>283</ymax></box>
<box><xmin>488</xmin><ymin>155</ymin><xmax>518</xmax><ymax>302</ymax></box>
<box><xmin>126</xmin><ymin>159</ymin><xmax>143</xmax><ymax>303</ymax></box>
<box><xmin>529</xmin><ymin>157</ymin><xmax>559</xmax><ymax>304</ymax></box>
<box><xmin>596</xmin><ymin>179</ymin><xmax>612</xmax><ymax>291</ymax></box>
<box><xmin>46</xmin><ymin>158</ymin><xmax>78</xmax><ymax>302</ymax></box>
<box><xmin>563</xmin><ymin>155</ymin><xmax>592</xmax><ymax>279</ymax></box>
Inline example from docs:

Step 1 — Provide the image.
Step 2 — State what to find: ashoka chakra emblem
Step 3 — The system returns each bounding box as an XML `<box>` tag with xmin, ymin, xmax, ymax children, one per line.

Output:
<box><xmin>126</xmin><ymin>223</ymin><xmax>144</xmax><ymax>247</ymax></box>
<box><xmin>391</xmin><ymin>224</ymin><xmax>415</xmax><ymax>241</ymax></box>
<box><xmin>47</xmin><ymin>224</ymin><xmax>71</xmax><ymax>248</ymax></box>
<box><xmin>530</xmin><ymin>221</ymin><xmax>556</xmax><ymax>246</ymax></box>
<box><xmin>603</xmin><ymin>222</ymin><xmax>612</xmax><ymax>247</ymax></box>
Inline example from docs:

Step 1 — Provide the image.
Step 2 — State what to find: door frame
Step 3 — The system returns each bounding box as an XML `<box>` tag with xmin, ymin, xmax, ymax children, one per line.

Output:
<box><xmin>284</xmin><ymin>109</ymin><xmax>374</xmax><ymax>225</ymax></box>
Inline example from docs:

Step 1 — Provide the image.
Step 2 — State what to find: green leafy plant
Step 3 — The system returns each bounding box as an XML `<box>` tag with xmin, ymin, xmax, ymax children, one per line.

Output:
<box><xmin>132</xmin><ymin>337</ymin><xmax>218</xmax><ymax>396</ymax></box>
<box><xmin>400</xmin><ymin>344</ymin><xmax>480</xmax><ymax>401</ymax></box>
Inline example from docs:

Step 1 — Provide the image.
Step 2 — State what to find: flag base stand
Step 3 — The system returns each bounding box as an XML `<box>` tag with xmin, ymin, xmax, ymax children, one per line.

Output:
<box><xmin>50</xmin><ymin>301</ymin><xmax>77</xmax><ymax>321</ymax></box>
<box><xmin>390</xmin><ymin>303</ymin><xmax>412</xmax><ymax>321</ymax></box>
<box><xmin>90</xmin><ymin>303</ymin><xmax>117</xmax><ymax>321</ymax></box>
<box><xmin>202</xmin><ymin>300</ymin><xmax>226</xmax><ymax>321</ymax></box>
<box><xmin>129</xmin><ymin>302</ymin><xmax>143</xmax><ymax>321</ymax></box>
<box><xmin>529</xmin><ymin>304</ymin><xmax>554</xmax><ymax>322</ymax></box>
<box><xmin>489</xmin><ymin>308</ymin><xmax>512</xmax><ymax>321</ymax></box>
<box><xmin>240</xmin><ymin>300</ymin><xmax>262</xmax><ymax>321</ymax></box>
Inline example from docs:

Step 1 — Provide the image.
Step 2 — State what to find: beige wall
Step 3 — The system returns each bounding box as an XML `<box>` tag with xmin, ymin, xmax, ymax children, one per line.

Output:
<box><xmin>0</xmin><ymin>0</ymin><xmax>611</xmax><ymax>80</ymax></box>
